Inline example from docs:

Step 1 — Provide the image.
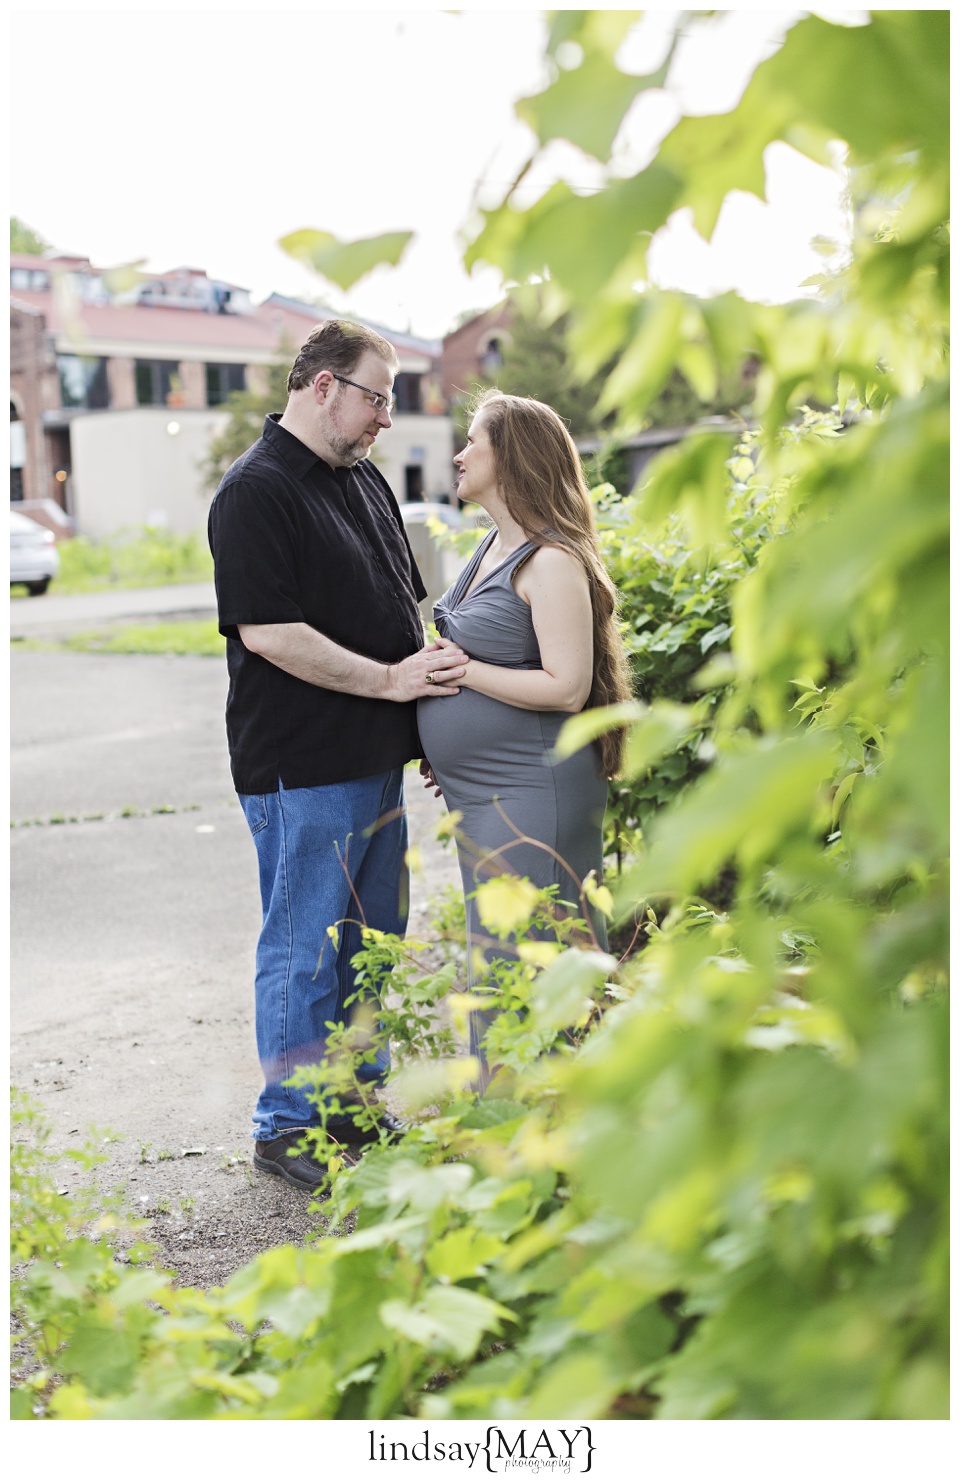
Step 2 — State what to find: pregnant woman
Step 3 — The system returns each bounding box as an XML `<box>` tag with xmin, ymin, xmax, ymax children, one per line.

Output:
<box><xmin>417</xmin><ymin>390</ymin><xmax>631</xmax><ymax>1084</ymax></box>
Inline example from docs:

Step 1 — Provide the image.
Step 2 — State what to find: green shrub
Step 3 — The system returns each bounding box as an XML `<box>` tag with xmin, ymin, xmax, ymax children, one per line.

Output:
<box><xmin>36</xmin><ymin>620</ymin><xmax>225</xmax><ymax>657</ymax></box>
<box><xmin>55</xmin><ymin>529</ymin><xmax>213</xmax><ymax>594</ymax></box>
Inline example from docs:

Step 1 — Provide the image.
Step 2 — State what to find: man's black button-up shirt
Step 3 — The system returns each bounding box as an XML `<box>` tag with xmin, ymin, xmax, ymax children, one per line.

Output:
<box><xmin>208</xmin><ymin>415</ymin><xmax>427</xmax><ymax>793</ymax></box>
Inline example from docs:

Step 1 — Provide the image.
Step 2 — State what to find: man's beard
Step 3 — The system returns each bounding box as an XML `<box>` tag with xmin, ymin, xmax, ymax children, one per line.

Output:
<box><xmin>327</xmin><ymin>431</ymin><xmax>369</xmax><ymax>466</ymax></box>
<box><xmin>325</xmin><ymin>386</ymin><xmax>373</xmax><ymax>466</ymax></box>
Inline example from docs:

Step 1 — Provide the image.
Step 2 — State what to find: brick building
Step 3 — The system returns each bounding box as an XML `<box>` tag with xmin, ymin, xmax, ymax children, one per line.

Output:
<box><xmin>10</xmin><ymin>296</ymin><xmax>59</xmax><ymax>508</ymax></box>
<box><xmin>9</xmin><ymin>252</ymin><xmax>454</xmax><ymax>537</ymax></box>
<box><xmin>439</xmin><ymin>301</ymin><xmax>514</xmax><ymax>419</ymax></box>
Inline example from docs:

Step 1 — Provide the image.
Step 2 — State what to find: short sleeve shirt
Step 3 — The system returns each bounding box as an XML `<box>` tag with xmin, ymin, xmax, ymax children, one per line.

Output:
<box><xmin>208</xmin><ymin>415</ymin><xmax>428</xmax><ymax>793</ymax></box>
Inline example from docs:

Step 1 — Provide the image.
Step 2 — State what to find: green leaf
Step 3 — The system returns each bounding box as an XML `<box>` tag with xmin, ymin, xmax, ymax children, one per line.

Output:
<box><xmin>529</xmin><ymin>949</ymin><xmax>615</xmax><ymax>1033</ymax></box>
<box><xmin>255</xmin><ymin>1356</ymin><xmax>337</xmax><ymax>1420</ymax></box>
<box><xmin>10</xmin><ymin>1389</ymin><xmax>35</xmax><ymax>1420</ymax></box>
<box><xmin>426</xmin><ymin>1227</ymin><xmax>507</xmax><ymax>1283</ymax></box>
<box><xmin>659</xmin><ymin>101</ymin><xmax>782</xmax><ymax>240</ymax></box>
<box><xmin>59</xmin><ymin>1322</ymin><xmax>143</xmax><ymax>1398</ymax></box>
<box><xmin>278</xmin><ymin>228</ymin><xmax>412</xmax><ymax>289</ymax></box>
<box><xmin>387</xmin><ymin>1161</ymin><xmax>474</xmax><ymax>1214</ymax></box>
<box><xmin>474</xmin><ymin>876</ymin><xmax>542</xmax><ymax>936</ymax></box>
<box><xmin>222</xmin><ymin>1245</ymin><xmax>333</xmax><ymax>1336</ymax></box>
<box><xmin>621</xmin><ymin>702</ymin><xmax>698</xmax><ymax>782</ymax></box>
<box><xmin>546</xmin><ymin>9</ymin><xmax>642</xmax><ymax>61</ymax></box>
<box><xmin>458</xmin><ymin>1099</ymin><xmax>530</xmax><ymax>1130</ymax></box>
<box><xmin>516</xmin><ymin>52</ymin><xmax>660</xmax><ymax>164</ymax></box>
<box><xmin>598</xmin><ymin>293</ymin><xmax>686</xmax><ymax>426</ymax></box>
<box><xmin>700</xmin><ymin>294</ymin><xmax>759</xmax><ymax>379</ymax></box>
<box><xmin>554</xmin><ymin>700</ymin><xmax>644</xmax><ymax>761</ymax></box>
<box><xmin>676</xmin><ymin>340</ymin><xmax>718</xmax><ymax>403</ymax></box>
<box><xmin>766</xmin><ymin>11</ymin><xmax>949</xmax><ymax>167</ymax></box>
<box><xmin>100</xmin><ymin>260</ymin><xmax>147</xmax><ymax>294</ymax></box>
<box><xmin>830</xmin><ymin>769</ymin><xmax>859</xmax><ymax>827</ymax></box>
<box><xmin>620</xmin><ymin>731</ymin><xmax>838</xmax><ymax>899</ymax></box>
<box><xmin>494</xmin><ymin>170</ymin><xmax>682</xmax><ymax>303</ymax></box>
<box><xmin>637</xmin><ymin>429</ymin><xmax>737</xmax><ymax>544</ymax></box>
<box><xmin>380</xmin><ymin>1286</ymin><xmax>515</xmax><ymax>1362</ymax></box>
<box><xmin>520</xmin><ymin>1350</ymin><xmax>622</xmax><ymax>1419</ymax></box>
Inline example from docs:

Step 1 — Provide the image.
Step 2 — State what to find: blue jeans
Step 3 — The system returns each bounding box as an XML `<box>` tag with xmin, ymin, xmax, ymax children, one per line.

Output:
<box><xmin>239</xmin><ymin>770</ymin><xmax>408</xmax><ymax>1140</ymax></box>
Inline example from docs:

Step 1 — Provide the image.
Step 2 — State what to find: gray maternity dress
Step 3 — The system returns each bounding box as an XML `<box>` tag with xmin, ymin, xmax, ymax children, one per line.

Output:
<box><xmin>416</xmin><ymin>531</ymin><xmax>609</xmax><ymax>1069</ymax></box>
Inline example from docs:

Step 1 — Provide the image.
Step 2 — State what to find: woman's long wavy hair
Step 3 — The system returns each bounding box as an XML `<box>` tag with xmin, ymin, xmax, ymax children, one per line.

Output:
<box><xmin>471</xmin><ymin>389</ymin><xmax>632</xmax><ymax>778</ymax></box>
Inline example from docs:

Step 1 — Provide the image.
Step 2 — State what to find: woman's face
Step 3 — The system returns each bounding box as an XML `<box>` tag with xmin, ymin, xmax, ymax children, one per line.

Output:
<box><xmin>454</xmin><ymin>413</ymin><xmax>499</xmax><ymax>506</ymax></box>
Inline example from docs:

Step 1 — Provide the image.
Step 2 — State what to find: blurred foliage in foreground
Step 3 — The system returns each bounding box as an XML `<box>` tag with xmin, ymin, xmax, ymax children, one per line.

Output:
<box><xmin>11</xmin><ymin>11</ymin><xmax>948</xmax><ymax>1420</ymax></box>
<box><xmin>455</xmin><ymin>282</ymin><xmax>756</xmax><ymax>445</ymax></box>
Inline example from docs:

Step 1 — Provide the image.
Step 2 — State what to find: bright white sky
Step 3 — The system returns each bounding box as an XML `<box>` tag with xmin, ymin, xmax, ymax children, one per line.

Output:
<box><xmin>2</xmin><ymin>20</ymin><xmax>901</xmax><ymax>1482</ymax></box>
<box><xmin>10</xmin><ymin>4</ymin><xmax>863</xmax><ymax>337</ymax></box>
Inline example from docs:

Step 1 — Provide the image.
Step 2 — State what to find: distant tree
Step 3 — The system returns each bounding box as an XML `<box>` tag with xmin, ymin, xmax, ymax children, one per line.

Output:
<box><xmin>643</xmin><ymin>360</ymin><xmax>758</xmax><ymax>430</ymax></box>
<box><xmin>11</xmin><ymin>217</ymin><xmax>49</xmax><ymax>254</ymax></box>
<box><xmin>467</xmin><ymin>285</ymin><xmax>755</xmax><ymax>444</ymax></box>
<box><xmin>474</xmin><ymin>287</ymin><xmax>607</xmax><ymax>439</ymax></box>
<box><xmin>200</xmin><ymin>350</ymin><xmax>292</xmax><ymax>493</ymax></box>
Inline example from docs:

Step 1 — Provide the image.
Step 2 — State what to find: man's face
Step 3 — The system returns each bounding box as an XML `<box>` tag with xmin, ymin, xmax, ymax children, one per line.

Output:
<box><xmin>321</xmin><ymin>352</ymin><xmax>395</xmax><ymax>466</ymax></box>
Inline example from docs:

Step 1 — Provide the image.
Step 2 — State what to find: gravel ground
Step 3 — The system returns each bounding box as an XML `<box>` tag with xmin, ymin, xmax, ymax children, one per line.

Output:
<box><xmin>11</xmin><ymin>643</ymin><xmax>463</xmax><ymax>1290</ymax></box>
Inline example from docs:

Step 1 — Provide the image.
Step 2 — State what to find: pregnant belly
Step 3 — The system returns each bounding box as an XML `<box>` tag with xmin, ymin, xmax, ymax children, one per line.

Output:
<box><xmin>417</xmin><ymin>689</ymin><xmax>565</xmax><ymax>791</ymax></box>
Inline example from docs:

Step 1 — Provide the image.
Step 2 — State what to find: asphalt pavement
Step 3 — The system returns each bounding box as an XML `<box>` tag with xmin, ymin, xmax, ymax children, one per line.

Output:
<box><xmin>10</xmin><ymin>594</ymin><xmax>461</xmax><ymax>1283</ymax></box>
<box><xmin>9</xmin><ymin>579</ymin><xmax>217</xmax><ymax>638</ymax></box>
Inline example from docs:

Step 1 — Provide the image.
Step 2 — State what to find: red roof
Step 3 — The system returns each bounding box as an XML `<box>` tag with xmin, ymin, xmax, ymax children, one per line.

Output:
<box><xmin>9</xmin><ymin>289</ymin><xmax>286</xmax><ymax>353</ymax></box>
<box><xmin>9</xmin><ymin>256</ymin><xmax>439</xmax><ymax>359</ymax></box>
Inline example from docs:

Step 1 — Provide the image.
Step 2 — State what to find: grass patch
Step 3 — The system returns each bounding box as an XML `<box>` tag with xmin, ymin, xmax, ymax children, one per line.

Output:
<box><xmin>12</xmin><ymin>803</ymin><xmax>202</xmax><ymax>828</ymax></box>
<box><xmin>18</xmin><ymin>620</ymin><xmax>225</xmax><ymax>656</ymax></box>
<box><xmin>53</xmin><ymin>528</ymin><xmax>214</xmax><ymax>594</ymax></box>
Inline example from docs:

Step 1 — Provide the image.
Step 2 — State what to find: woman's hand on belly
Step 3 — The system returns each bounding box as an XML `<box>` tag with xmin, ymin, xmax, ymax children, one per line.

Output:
<box><xmin>419</xmin><ymin>757</ymin><xmax>443</xmax><ymax>798</ymax></box>
<box><xmin>434</xmin><ymin>551</ymin><xmax>593</xmax><ymax>713</ymax></box>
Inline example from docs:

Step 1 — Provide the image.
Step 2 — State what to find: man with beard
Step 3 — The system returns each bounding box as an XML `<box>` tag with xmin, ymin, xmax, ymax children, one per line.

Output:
<box><xmin>208</xmin><ymin>319</ymin><xmax>466</xmax><ymax>1188</ymax></box>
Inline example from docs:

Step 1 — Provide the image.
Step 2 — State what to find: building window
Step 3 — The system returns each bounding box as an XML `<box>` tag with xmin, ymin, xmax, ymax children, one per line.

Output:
<box><xmin>480</xmin><ymin>336</ymin><xmax>505</xmax><ymax>377</ymax></box>
<box><xmin>392</xmin><ymin>373</ymin><xmax>422</xmax><ymax>415</ymax></box>
<box><xmin>404</xmin><ymin>465</ymin><xmax>424</xmax><ymax>502</ymax></box>
<box><xmin>58</xmin><ymin>355</ymin><xmax>110</xmax><ymax>409</ymax></box>
<box><xmin>11</xmin><ymin>268</ymin><xmax>49</xmax><ymax>292</ymax></box>
<box><xmin>205</xmin><ymin>363</ymin><xmax>246</xmax><ymax>406</ymax></box>
<box><xmin>135</xmin><ymin>360</ymin><xmax>180</xmax><ymax>406</ymax></box>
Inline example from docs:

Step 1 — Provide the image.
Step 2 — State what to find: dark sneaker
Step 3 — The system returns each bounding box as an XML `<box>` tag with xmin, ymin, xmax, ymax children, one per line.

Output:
<box><xmin>329</xmin><ymin>1108</ymin><xmax>408</xmax><ymax>1147</ymax></box>
<box><xmin>253</xmin><ymin>1129</ymin><xmax>358</xmax><ymax>1190</ymax></box>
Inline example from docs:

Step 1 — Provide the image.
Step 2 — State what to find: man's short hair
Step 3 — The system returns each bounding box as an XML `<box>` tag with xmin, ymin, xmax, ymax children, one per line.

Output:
<box><xmin>286</xmin><ymin>319</ymin><xmax>400</xmax><ymax>393</ymax></box>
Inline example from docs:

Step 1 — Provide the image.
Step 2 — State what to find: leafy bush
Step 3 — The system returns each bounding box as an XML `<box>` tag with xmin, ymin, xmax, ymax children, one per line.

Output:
<box><xmin>11</xmin><ymin>852</ymin><xmax>946</xmax><ymax>1419</ymax></box>
<box><xmin>55</xmin><ymin>528</ymin><xmax>213</xmax><ymax>593</ymax></box>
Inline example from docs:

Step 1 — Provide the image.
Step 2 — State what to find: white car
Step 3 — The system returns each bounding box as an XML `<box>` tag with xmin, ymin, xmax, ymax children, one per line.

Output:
<box><xmin>10</xmin><ymin>509</ymin><xmax>60</xmax><ymax>596</ymax></box>
<box><xmin>399</xmin><ymin>500</ymin><xmax>465</xmax><ymax>533</ymax></box>
<box><xmin>399</xmin><ymin>502</ymin><xmax>471</xmax><ymax>614</ymax></box>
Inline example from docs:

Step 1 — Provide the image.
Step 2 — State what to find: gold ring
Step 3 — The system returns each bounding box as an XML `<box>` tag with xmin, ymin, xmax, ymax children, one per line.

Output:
<box><xmin>425</xmin><ymin>672</ymin><xmax>435</xmax><ymax>685</ymax></box>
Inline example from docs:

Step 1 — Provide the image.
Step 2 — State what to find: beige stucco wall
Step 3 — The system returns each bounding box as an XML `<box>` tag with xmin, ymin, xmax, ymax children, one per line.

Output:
<box><xmin>374</xmin><ymin>413</ymin><xmax>455</xmax><ymax>504</ymax></box>
<box><xmin>69</xmin><ymin>407</ymin><xmax>455</xmax><ymax>540</ymax></box>
<box><xmin>69</xmin><ymin>407</ymin><xmax>229</xmax><ymax>538</ymax></box>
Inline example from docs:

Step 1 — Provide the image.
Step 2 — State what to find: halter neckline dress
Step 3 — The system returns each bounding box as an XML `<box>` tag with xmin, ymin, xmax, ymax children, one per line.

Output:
<box><xmin>416</xmin><ymin>529</ymin><xmax>609</xmax><ymax>1062</ymax></box>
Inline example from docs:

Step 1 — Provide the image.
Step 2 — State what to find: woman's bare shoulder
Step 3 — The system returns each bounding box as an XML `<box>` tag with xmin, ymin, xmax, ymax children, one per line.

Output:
<box><xmin>513</xmin><ymin>543</ymin><xmax>588</xmax><ymax>609</ymax></box>
<box><xmin>521</xmin><ymin>543</ymin><xmax>587</xmax><ymax>583</ymax></box>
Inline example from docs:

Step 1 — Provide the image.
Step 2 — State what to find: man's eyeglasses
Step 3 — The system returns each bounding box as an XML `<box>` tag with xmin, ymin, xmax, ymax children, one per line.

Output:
<box><xmin>332</xmin><ymin>373</ymin><xmax>393</xmax><ymax>415</ymax></box>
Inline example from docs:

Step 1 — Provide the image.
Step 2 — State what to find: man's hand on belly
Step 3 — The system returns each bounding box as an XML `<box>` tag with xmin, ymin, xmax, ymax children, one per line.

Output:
<box><xmin>238</xmin><ymin>622</ymin><xmax>466</xmax><ymax>701</ymax></box>
<box><xmin>384</xmin><ymin>638</ymin><xmax>467</xmax><ymax>701</ymax></box>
